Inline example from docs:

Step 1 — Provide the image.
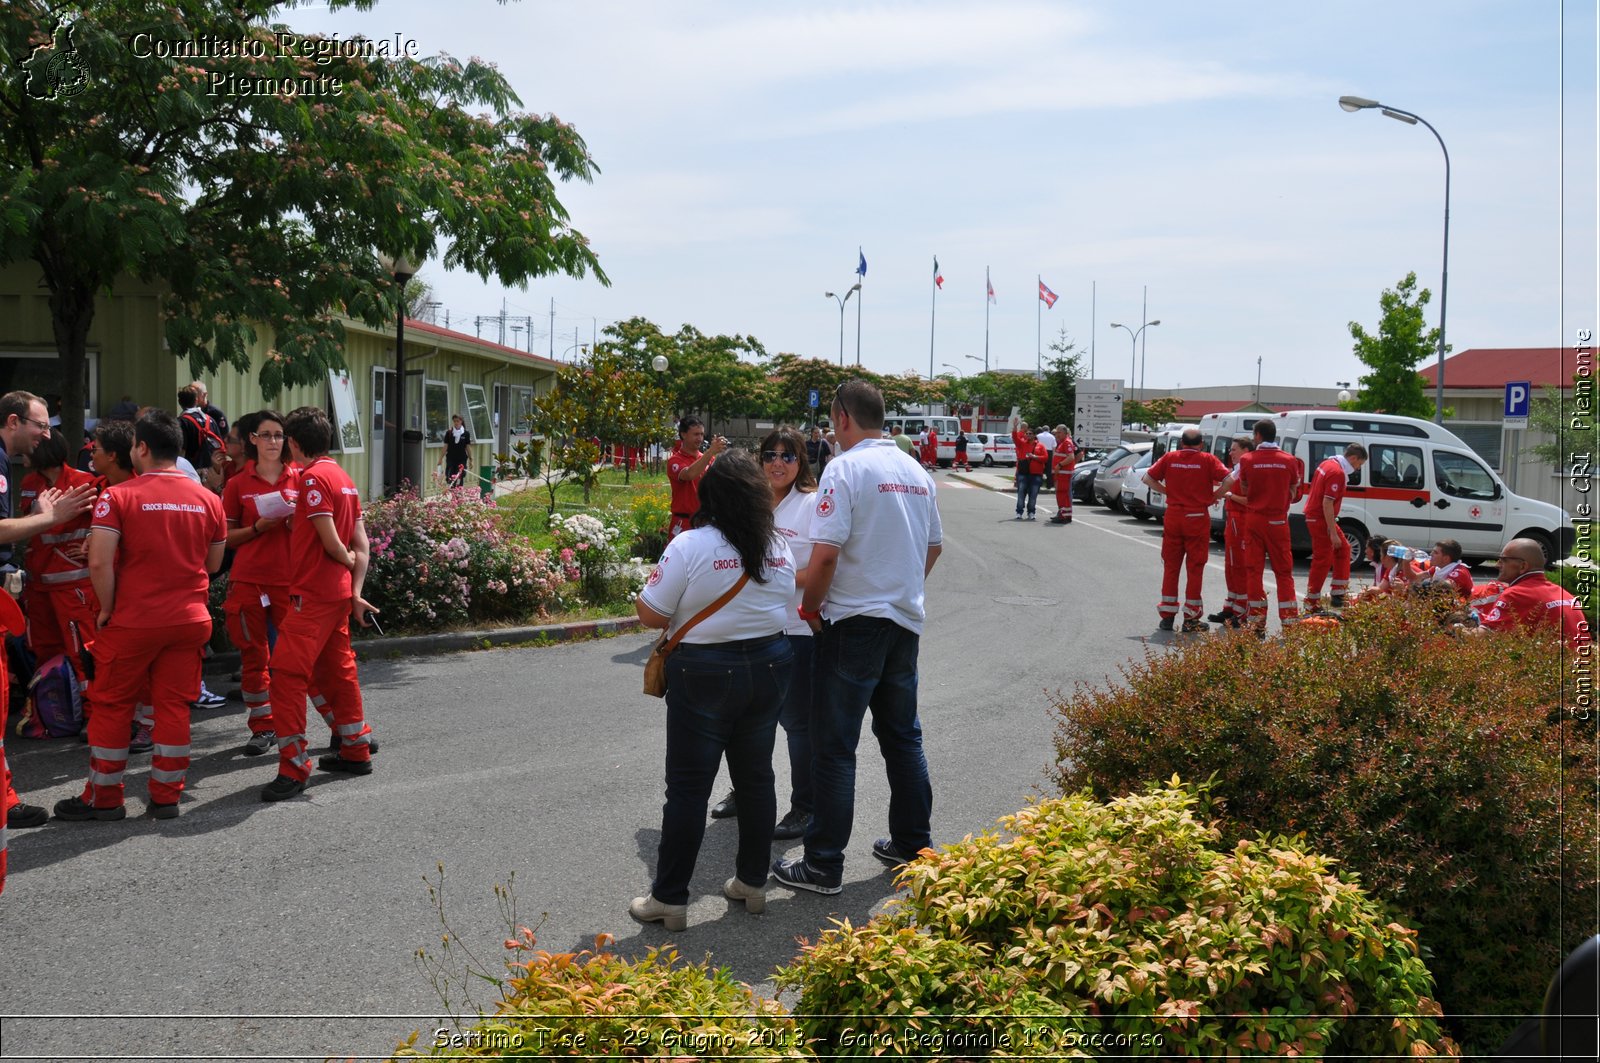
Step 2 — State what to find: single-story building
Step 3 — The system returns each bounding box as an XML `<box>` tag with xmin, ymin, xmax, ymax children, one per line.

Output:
<box><xmin>1421</xmin><ymin>347</ymin><xmax>1583</xmax><ymax>510</ymax></box>
<box><xmin>0</xmin><ymin>264</ymin><xmax>561</xmax><ymax>499</ymax></box>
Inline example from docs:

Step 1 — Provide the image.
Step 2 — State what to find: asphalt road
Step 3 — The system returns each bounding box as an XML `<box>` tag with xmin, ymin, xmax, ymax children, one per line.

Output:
<box><xmin>0</xmin><ymin>473</ymin><xmax>1323</xmax><ymax>1061</ymax></box>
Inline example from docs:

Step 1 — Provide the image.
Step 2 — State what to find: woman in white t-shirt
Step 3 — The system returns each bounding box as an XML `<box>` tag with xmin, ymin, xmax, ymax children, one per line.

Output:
<box><xmin>707</xmin><ymin>428</ymin><xmax>817</xmax><ymax>839</ymax></box>
<box><xmin>631</xmin><ymin>451</ymin><xmax>796</xmax><ymax>931</ymax></box>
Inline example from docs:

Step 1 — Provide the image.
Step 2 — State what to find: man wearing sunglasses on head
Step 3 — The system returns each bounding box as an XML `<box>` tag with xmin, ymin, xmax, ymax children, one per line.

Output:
<box><xmin>772</xmin><ymin>380</ymin><xmax>943</xmax><ymax>896</ymax></box>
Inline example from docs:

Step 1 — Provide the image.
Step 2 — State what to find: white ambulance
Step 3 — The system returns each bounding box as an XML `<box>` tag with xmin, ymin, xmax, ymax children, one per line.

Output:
<box><xmin>1196</xmin><ymin>410</ymin><xmax>1572</xmax><ymax>564</ymax></box>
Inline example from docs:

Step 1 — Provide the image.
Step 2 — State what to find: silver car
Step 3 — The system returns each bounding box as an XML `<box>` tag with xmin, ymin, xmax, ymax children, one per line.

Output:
<box><xmin>1092</xmin><ymin>442</ymin><xmax>1153</xmax><ymax>511</ymax></box>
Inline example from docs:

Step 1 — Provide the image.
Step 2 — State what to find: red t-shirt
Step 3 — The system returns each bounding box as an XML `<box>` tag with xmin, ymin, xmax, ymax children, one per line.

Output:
<box><xmin>1235</xmin><ymin>444</ymin><xmax>1303</xmax><ymax>517</ymax></box>
<box><xmin>1148</xmin><ymin>448</ymin><xmax>1228</xmax><ymax>512</ymax></box>
<box><xmin>1011</xmin><ymin>430</ymin><xmax>1029</xmax><ymax>459</ymax></box>
<box><xmin>290</xmin><ymin>457</ymin><xmax>361</xmax><ymax>601</ymax></box>
<box><xmin>1303</xmin><ymin>457</ymin><xmax>1348</xmax><ymax>522</ymax></box>
<box><xmin>667</xmin><ymin>446</ymin><xmax>706</xmax><ymax>518</ymax></box>
<box><xmin>223</xmin><ymin>461</ymin><xmax>301</xmax><ymax>587</ymax></box>
<box><xmin>1479</xmin><ymin>572</ymin><xmax>1591</xmax><ymax>648</ymax></box>
<box><xmin>21</xmin><ymin>466</ymin><xmax>98</xmax><ymax>586</ymax></box>
<box><xmin>90</xmin><ymin>468</ymin><xmax>226</xmax><ymax>628</ymax></box>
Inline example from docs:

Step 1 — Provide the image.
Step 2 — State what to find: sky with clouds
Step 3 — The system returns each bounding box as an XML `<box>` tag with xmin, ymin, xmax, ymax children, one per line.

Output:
<box><xmin>292</xmin><ymin>0</ymin><xmax>1597</xmax><ymax>391</ymax></box>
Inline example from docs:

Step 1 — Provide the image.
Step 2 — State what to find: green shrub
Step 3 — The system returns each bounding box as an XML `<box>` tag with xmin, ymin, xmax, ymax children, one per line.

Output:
<box><xmin>394</xmin><ymin>935</ymin><xmax>807</xmax><ymax>1059</ymax></box>
<box><xmin>1051</xmin><ymin>595</ymin><xmax>1595</xmax><ymax>1053</ymax></box>
<box><xmin>778</xmin><ymin>785</ymin><xmax>1457</xmax><ymax>1059</ymax></box>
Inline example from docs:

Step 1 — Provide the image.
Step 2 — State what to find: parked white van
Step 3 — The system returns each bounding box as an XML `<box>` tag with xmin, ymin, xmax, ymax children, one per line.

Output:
<box><xmin>1196</xmin><ymin>410</ymin><xmax>1572</xmax><ymax>564</ymax></box>
<box><xmin>882</xmin><ymin>414</ymin><xmax>962</xmax><ymax>466</ymax></box>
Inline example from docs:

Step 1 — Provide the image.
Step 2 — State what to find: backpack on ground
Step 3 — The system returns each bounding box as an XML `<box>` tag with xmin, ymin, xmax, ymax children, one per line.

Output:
<box><xmin>181</xmin><ymin>410</ymin><xmax>226</xmax><ymax>470</ymax></box>
<box><xmin>15</xmin><ymin>654</ymin><xmax>83</xmax><ymax>738</ymax></box>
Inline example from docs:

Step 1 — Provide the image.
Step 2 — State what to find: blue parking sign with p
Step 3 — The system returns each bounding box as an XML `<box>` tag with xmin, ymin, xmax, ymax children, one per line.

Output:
<box><xmin>1504</xmin><ymin>381</ymin><xmax>1531</xmax><ymax>418</ymax></box>
<box><xmin>809</xmin><ymin>388</ymin><xmax>820</xmax><ymax>408</ymax></box>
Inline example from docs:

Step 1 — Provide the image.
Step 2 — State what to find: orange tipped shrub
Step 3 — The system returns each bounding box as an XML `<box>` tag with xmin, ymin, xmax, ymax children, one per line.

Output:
<box><xmin>1051</xmin><ymin>594</ymin><xmax>1596</xmax><ymax>1053</ymax></box>
<box><xmin>778</xmin><ymin>785</ymin><xmax>1457</xmax><ymax>1059</ymax></box>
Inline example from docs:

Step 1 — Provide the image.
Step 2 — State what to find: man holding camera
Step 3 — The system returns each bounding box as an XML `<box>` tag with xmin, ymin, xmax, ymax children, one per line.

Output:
<box><xmin>667</xmin><ymin>417</ymin><xmax>726</xmax><ymax>540</ymax></box>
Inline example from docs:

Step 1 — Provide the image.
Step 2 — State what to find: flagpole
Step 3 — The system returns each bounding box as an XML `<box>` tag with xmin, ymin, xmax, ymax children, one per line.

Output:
<box><xmin>1140</xmin><ymin>285</ymin><xmax>1148</xmax><ymax>399</ymax></box>
<box><xmin>929</xmin><ymin>255</ymin><xmax>937</xmax><ymax>381</ymax></box>
<box><xmin>1090</xmin><ymin>281</ymin><xmax>1096</xmax><ymax>380</ymax></box>
<box><xmin>1036</xmin><ymin>274</ymin><xmax>1042</xmax><ymax>379</ymax></box>
<box><xmin>984</xmin><ymin>266</ymin><xmax>991</xmax><ymax>373</ymax></box>
<box><xmin>855</xmin><ymin>288</ymin><xmax>862</xmax><ymax>366</ymax></box>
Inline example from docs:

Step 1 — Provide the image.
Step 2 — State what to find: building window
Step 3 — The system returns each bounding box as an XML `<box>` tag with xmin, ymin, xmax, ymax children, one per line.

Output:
<box><xmin>424</xmin><ymin>379</ymin><xmax>450</xmax><ymax>445</ymax></box>
<box><xmin>462</xmin><ymin>383</ymin><xmax>492</xmax><ymax>443</ymax></box>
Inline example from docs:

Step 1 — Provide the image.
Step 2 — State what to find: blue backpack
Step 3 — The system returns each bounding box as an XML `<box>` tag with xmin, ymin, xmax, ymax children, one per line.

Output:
<box><xmin>15</xmin><ymin>655</ymin><xmax>83</xmax><ymax>739</ymax></box>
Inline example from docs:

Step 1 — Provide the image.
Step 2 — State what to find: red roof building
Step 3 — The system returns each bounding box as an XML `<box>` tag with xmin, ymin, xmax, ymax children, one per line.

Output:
<box><xmin>1419</xmin><ymin>347</ymin><xmax>1577</xmax><ymax>390</ymax></box>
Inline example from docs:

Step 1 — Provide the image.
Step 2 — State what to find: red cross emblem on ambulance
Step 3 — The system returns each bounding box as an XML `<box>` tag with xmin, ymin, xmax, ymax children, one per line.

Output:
<box><xmin>1469</xmin><ymin>506</ymin><xmax>1482</xmax><ymax>518</ymax></box>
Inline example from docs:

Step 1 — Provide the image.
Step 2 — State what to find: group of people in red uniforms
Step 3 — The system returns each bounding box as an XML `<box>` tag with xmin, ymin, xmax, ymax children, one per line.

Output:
<box><xmin>3</xmin><ymin>394</ymin><xmax>378</xmax><ymax>895</ymax></box>
<box><xmin>1142</xmin><ymin>420</ymin><xmax>1588</xmax><ymax>648</ymax></box>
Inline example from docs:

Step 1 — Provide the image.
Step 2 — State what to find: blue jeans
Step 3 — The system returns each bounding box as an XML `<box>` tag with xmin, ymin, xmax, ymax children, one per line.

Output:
<box><xmin>652</xmin><ymin>635</ymin><xmax>792</xmax><ymax>904</ymax></box>
<box><xmin>805</xmin><ymin>616</ymin><xmax>932</xmax><ymax>877</ymax></box>
<box><xmin>780</xmin><ymin>634</ymin><xmax>815</xmax><ymax>814</ymax></box>
<box><xmin>1016</xmin><ymin>472</ymin><xmax>1041</xmax><ymax>515</ymax></box>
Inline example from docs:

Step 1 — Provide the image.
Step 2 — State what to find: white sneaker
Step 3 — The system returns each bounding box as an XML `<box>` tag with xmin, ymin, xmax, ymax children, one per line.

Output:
<box><xmin>629</xmin><ymin>893</ymin><xmax>687</xmax><ymax>931</ymax></box>
<box><xmin>723</xmin><ymin>876</ymin><xmax>767</xmax><ymax>914</ymax></box>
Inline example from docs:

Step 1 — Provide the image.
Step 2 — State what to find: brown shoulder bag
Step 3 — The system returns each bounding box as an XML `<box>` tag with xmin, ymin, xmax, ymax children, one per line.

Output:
<box><xmin>642</xmin><ymin>573</ymin><xmax>750</xmax><ymax>698</ymax></box>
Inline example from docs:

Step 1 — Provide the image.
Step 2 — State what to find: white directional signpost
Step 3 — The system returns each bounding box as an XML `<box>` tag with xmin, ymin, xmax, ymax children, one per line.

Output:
<box><xmin>1075</xmin><ymin>379</ymin><xmax>1125</xmax><ymax>448</ymax></box>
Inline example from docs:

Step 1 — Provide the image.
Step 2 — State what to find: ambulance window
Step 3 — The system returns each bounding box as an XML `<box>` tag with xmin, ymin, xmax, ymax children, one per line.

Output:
<box><xmin>1308</xmin><ymin>440</ymin><xmax>1364</xmax><ymax>485</ymax></box>
<box><xmin>1434</xmin><ymin>451</ymin><xmax>1499</xmax><ymax>500</ymax></box>
<box><xmin>1369</xmin><ymin>444</ymin><xmax>1425</xmax><ymax>489</ymax></box>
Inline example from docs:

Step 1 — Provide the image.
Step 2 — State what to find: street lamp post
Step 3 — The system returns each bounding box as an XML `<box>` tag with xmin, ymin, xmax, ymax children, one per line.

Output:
<box><xmin>1108</xmin><ymin>320</ymin><xmax>1160</xmax><ymax>400</ymax></box>
<box><xmin>1339</xmin><ymin>95</ymin><xmax>1449</xmax><ymax>425</ymax></box>
<box><xmin>825</xmin><ymin>284</ymin><xmax>861</xmax><ymax>367</ymax></box>
<box><xmin>378</xmin><ymin>252</ymin><xmax>420</xmax><ymax>496</ymax></box>
<box><xmin>651</xmin><ymin>355</ymin><xmax>670</xmax><ymax>473</ymax></box>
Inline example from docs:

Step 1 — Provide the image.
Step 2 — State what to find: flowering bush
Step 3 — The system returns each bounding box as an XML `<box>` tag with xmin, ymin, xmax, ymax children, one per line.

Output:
<box><xmin>1051</xmin><ymin>595</ymin><xmax>1594</xmax><ymax>1054</ymax></box>
<box><xmin>779</xmin><ymin>785</ymin><xmax>1457</xmax><ymax>1059</ymax></box>
<box><xmin>626</xmin><ymin>487</ymin><xmax>672</xmax><ymax>561</ymax></box>
<box><xmin>548</xmin><ymin>511</ymin><xmax>627</xmax><ymax>603</ymax></box>
<box><xmin>365</xmin><ymin>486</ymin><xmax>574</xmax><ymax>631</ymax></box>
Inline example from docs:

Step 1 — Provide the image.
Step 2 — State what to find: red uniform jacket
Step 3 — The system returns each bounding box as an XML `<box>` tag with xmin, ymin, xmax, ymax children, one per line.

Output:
<box><xmin>1303</xmin><ymin>457</ymin><xmax>1349</xmax><ymax>522</ymax></box>
<box><xmin>1235</xmin><ymin>443</ymin><xmax>1303</xmax><ymax>517</ymax></box>
<box><xmin>1148</xmin><ymin>449</ymin><xmax>1228</xmax><ymax>513</ymax></box>
<box><xmin>1480</xmin><ymin>572</ymin><xmax>1591</xmax><ymax>648</ymax></box>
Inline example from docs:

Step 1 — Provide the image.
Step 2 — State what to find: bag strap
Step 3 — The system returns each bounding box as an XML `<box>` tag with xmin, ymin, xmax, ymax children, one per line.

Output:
<box><xmin>660</xmin><ymin>572</ymin><xmax>750</xmax><ymax>653</ymax></box>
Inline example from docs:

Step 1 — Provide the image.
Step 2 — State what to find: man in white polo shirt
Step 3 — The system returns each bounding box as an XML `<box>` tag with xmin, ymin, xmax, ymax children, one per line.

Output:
<box><xmin>772</xmin><ymin>380</ymin><xmax>943</xmax><ymax>895</ymax></box>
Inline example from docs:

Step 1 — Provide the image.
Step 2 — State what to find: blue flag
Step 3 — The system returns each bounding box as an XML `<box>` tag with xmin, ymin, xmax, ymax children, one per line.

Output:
<box><xmin>857</xmin><ymin>248</ymin><xmax>867</xmax><ymax>277</ymax></box>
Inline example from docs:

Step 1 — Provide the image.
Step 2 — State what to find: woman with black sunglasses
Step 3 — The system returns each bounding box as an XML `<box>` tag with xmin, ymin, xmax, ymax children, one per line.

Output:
<box><xmin>707</xmin><ymin>428</ymin><xmax>818</xmax><ymax>840</ymax></box>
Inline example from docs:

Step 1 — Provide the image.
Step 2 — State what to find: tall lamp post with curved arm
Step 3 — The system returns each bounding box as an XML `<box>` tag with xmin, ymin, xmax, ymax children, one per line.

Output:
<box><xmin>378</xmin><ymin>252</ymin><xmax>421</xmax><ymax>495</ymax></box>
<box><xmin>1109</xmin><ymin>319</ymin><xmax>1160</xmax><ymax>400</ymax></box>
<box><xmin>825</xmin><ymin>284</ymin><xmax>861</xmax><ymax>366</ymax></box>
<box><xmin>1339</xmin><ymin>95</ymin><xmax>1449</xmax><ymax>425</ymax></box>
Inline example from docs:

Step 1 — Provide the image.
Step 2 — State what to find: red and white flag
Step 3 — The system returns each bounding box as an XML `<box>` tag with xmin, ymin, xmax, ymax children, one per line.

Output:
<box><xmin>1038</xmin><ymin>279</ymin><xmax>1058</xmax><ymax>308</ymax></box>
<box><xmin>987</xmin><ymin>272</ymin><xmax>996</xmax><ymax>304</ymax></box>
<box><xmin>934</xmin><ymin>256</ymin><xmax>944</xmax><ymax>290</ymax></box>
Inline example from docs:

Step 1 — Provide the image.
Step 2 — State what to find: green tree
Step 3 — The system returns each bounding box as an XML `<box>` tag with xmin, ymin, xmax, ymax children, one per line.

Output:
<box><xmin>763</xmin><ymin>354</ymin><xmax>855</xmax><ymax>426</ymax></box>
<box><xmin>1</xmin><ymin>0</ymin><xmax>605</xmax><ymax>448</ymax></box>
<box><xmin>1123</xmin><ymin>395</ymin><xmax>1183</xmax><ymax>429</ymax></box>
<box><xmin>1347</xmin><ymin>272</ymin><xmax>1444</xmax><ymax>419</ymax></box>
<box><xmin>1030</xmin><ymin>329</ymin><xmax>1084</xmax><ymax>429</ymax></box>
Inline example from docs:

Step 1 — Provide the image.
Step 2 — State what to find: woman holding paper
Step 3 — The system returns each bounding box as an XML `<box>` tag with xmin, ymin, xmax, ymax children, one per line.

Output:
<box><xmin>221</xmin><ymin>410</ymin><xmax>300</xmax><ymax>756</ymax></box>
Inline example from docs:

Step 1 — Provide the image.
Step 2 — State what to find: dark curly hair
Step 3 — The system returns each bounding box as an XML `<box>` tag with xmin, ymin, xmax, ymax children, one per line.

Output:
<box><xmin>694</xmin><ymin>450</ymin><xmax>779</xmax><ymax>584</ymax></box>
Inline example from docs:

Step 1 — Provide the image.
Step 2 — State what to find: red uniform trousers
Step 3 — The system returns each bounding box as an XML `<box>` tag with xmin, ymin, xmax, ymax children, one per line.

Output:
<box><xmin>42</xmin><ymin>583</ymin><xmax>99</xmax><ymax>720</ymax></box>
<box><xmin>1053</xmin><ymin>473</ymin><xmax>1074</xmax><ymax>520</ymax></box>
<box><xmin>23</xmin><ymin>582</ymin><xmax>64</xmax><ymax>662</ymax></box>
<box><xmin>1303</xmin><ymin>518</ymin><xmax>1350</xmax><ymax>606</ymax></box>
<box><xmin>1159</xmin><ymin>509</ymin><xmax>1211</xmax><ymax>622</ymax></box>
<box><xmin>1243</xmin><ymin>512</ymin><xmax>1298</xmax><ymax>628</ymax></box>
<box><xmin>271</xmin><ymin>596</ymin><xmax>371</xmax><ymax>783</ymax></box>
<box><xmin>1222</xmin><ymin>506</ymin><xmax>1248</xmax><ymax>620</ymax></box>
<box><xmin>225</xmin><ymin>580</ymin><xmax>291</xmax><ymax>737</ymax></box>
<box><xmin>81</xmin><ymin>621</ymin><xmax>211</xmax><ymax>809</ymax></box>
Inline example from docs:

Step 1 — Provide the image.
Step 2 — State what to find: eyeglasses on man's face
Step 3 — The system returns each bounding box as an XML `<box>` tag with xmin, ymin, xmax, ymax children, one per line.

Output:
<box><xmin>22</xmin><ymin>416</ymin><xmax>49</xmax><ymax>432</ymax></box>
<box><xmin>761</xmin><ymin>450</ymin><xmax>797</xmax><ymax>465</ymax></box>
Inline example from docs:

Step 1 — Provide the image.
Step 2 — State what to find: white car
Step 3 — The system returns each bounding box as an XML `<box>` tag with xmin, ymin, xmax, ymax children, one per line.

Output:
<box><xmin>1092</xmin><ymin>442</ymin><xmax>1153</xmax><ymax>510</ymax></box>
<box><xmin>968</xmin><ymin>432</ymin><xmax>1016</xmax><ymax>467</ymax></box>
